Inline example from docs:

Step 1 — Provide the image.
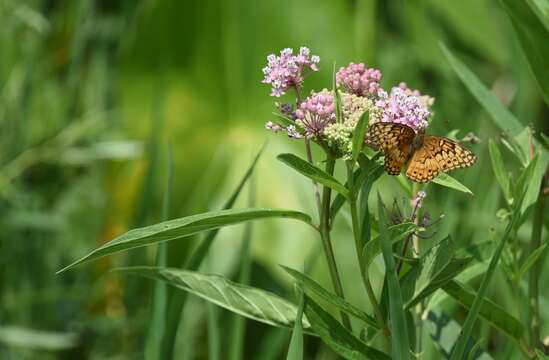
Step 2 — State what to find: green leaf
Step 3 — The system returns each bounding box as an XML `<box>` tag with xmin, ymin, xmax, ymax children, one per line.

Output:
<box><xmin>57</xmin><ymin>208</ymin><xmax>312</xmax><ymax>273</ymax></box>
<box><xmin>440</xmin><ymin>43</ymin><xmax>524</xmax><ymax>136</ymax></box>
<box><xmin>442</xmin><ymin>280</ymin><xmax>525</xmax><ymax>342</ymax></box>
<box><xmin>352</xmin><ymin>111</ymin><xmax>370</xmax><ymax>162</ymax></box>
<box><xmin>281</xmin><ymin>266</ymin><xmax>378</xmax><ymax>329</ymax></box>
<box><xmin>426</xmin><ymin>309</ymin><xmax>493</xmax><ymax>360</ymax></box>
<box><xmin>286</xmin><ymin>288</ymin><xmax>305</xmax><ymax>360</ymax></box>
<box><xmin>500</xmin><ymin>0</ymin><xmax>549</xmax><ymax>106</ymax></box>
<box><xmin>145</xmin><ymin>144</ymin><xmax>173</xmax><ymax>360</ymax></box>
<box><xmin>407</xmin><ymin>258</ymin><xmax>473</xmax><ymax>309</ymax></box>
<box><xmin>228</xmin><ymin>177</ymin><xmax>255</xmax><ymax>360</ymax></box>
<box><xmin>333</xmin><ymin>62</ymin><xmax>344</xmax><ymax>123</ymax></box>
<box><xmin>432</xmin><ymin>173</ymin><xmax>473</xmax><ymax>195</ymax></box>
<box><xmin>304</xmin><ymin>295</ymin><xmax>391</xmax><ymax>360</ymax></box>
<box><xmin>521</xmin><ymin>151</ymin><xmax>548</xmax><ymax>214</ymax></box>
<box><xmin>116</xmin><ymin>267</ymin><xmax>311</xmax><ymax>330</ymax></box>
<box><xmin>277</xmin><ymin>153</ymin><xmax>350</xmax><ymax>198</ymax></box>
<box><xmin>363</xmin><ymin>222</ymin><xmax>417</xmax><ymax>269</ymax></box>
<box><xmin>517</xmin><ymin>243</ymin><xmax>547</xmax><ymax>280</ymax></box>
<box><xmin>449</xmin><ymin>194</ymin><xmax>524</xmax><ymax>360</ymax></box>
<box><xmin>377</xmin><ymin>194</ymin><xmax>410</xmax><ymax>360</ymax></box>
<box><xmin>164</xmin><ymin>145</ymin><xmax>264</xmax><ymax>359</ymax></box>
<box><xmin>488</xmin><ymin>139</ymin><xmax>512</xmax><ymax>204</ymax></box>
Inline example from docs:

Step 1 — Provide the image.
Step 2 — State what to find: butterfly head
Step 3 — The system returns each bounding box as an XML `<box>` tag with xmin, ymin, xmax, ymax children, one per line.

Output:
<box><xmin>411</xmin><ymin>130</ymin><xmax>425</xmax><ymax>151</ymax></box>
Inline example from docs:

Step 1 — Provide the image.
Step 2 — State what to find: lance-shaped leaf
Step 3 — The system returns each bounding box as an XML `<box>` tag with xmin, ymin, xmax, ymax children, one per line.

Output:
<box><xmin>281</xmin><ymin>266</ymin><xmax>378</xmax><ymax>329</ymax></box>
<box><xmin>441</xmin><ymin>43</ymin><xmax>524</xmax><ymax>136</ymax></box>
<box><xmin>277</xmin><ymin>153</ymin><xmax>350</xmax><ymax>198</ymax></box>
<box><xmin>286</xmin><ymin>288</ymin><xmax>305</xmax><ymax>360</ymax></box>
<box><xmin>304</xmin><ymin>295</ymin><xmax>391</xmax><ymax>360</ymax></box>
<box><xmin>351</xmin><ymin>111</ymin><xmax>369</xmax><ymax>162</ymax></box>
<box><xmin>363</xmin><ymin>222</ymin><xmax>417</xmax><ymax>269</ymax></box>
<box><xmin>57</xmin><ymin>208</ymin><xmax>312</xmax><ymax>273</ymax></box>
<box><xmin>488</xmin><ymin>139</ymin><xmax>512</xmax><ymax>204</ymax></box>
<box><xmin>377</xmin><ymin>194</ymin><xmax>410</xmax><ymax>360</ymax></box>
<box><xmin>426</xmin><ymin>309</ymin><xmax>493</xmax><ymax>360</ymax></box>
<box><xmin>449</xmin><ymin>194</ymin><xmax>524</xmax><ymax>360</ymax></box>
<box><xmin>116</xmin><ymin>266</ymin><xmax>311</xmax><ymax>330</ymax></box>
<box><xmin>432</xmin><ymin>173</ymin><xmax>473</xmax><ymax>195</ymax></box>
<box><xmin>441</xmin><ymin>280</ymin><xmax>525</xmax><ymax>342</ymax></box>
<box><xmin>500</xmin><ymin>0</ymin><xmax>549</xmax><ymax>106</ymax></box>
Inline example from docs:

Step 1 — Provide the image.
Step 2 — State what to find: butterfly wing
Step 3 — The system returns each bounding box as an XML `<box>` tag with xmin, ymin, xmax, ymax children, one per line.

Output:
<box><xmin>365</xmin><ymin>122</ymin><xmax>415</xmax><ymax>176</ymax></box>
<box><xmin>405</xmin><ymin>136</ymin><xmax>477</xmax><ymax>183</ymax></box>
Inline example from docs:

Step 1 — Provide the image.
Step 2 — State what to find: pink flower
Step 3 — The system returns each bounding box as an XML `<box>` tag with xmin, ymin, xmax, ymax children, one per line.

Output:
<box><xmin>295</xmin><ymin>89</ymin><xmax>336</xmax><ymax>138</ymax></box>
<box><xmin>262</xmin><ymin>47</ymin><xmax>320</xmax><ymax>97</ymax></box>
<box><xmin>336</xmin><ymin>63</ymin><xmax>382</xmax><ymax>97</ymax></box>
<box><xmin>411</xmin><ymin>191</ymin><xmax>427</xmax><ymax>210</ymax></box>
<box><xmin>375</xmin><ymin>87</ymin><xmax>430</xmax><ymax>132</ymax></box>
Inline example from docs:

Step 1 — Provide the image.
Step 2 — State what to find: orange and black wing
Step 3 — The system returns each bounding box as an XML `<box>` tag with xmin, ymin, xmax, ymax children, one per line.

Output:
<box><xmin>405</xmin><ymin>136</ymin><xmax>476</xmax><ymax>183</ymax></box>
<box><xmin>365</xmin><ymin>122</ymin><xmax>415</xmax><ymax>176</ymax></box>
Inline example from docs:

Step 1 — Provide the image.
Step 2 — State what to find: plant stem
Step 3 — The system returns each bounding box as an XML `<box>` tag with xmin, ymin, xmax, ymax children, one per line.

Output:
<box><xmin>411</xmin><ymin>182</ymin><xmax>423</xmax><ymax>355</ymax></box>
<box><xmin>346</xmin><ymin>162</ymin><xmax>388</xmax><ymax>335</ymax></box>
<box><xmin>319</xmin><ymin>155</ymin><xmax>352</xmax><ymax>331</ymax></box>
<box><xmin>528</xmin><ymin>166</ymin><xmax>548</xmax><ymax>349</ymax></box>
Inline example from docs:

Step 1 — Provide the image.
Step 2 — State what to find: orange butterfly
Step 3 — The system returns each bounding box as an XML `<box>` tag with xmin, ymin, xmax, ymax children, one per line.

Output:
<box><xmin>365</xmin><ymin>122</ymin><xmax>477</xmax><ymax>183</ymax></box>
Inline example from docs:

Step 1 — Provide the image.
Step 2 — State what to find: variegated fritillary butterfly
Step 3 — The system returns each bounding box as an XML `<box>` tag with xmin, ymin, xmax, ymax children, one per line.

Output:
<box><xmin>364</xmin><ymin>122</ymin><xmax>477</xmax><ymax>183</ymax></box>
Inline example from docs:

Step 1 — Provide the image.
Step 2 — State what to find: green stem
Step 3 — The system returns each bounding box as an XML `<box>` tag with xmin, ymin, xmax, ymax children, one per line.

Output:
<box><xmin>528</xmin><ymin>167</ymin><xmax>548</xmax><ymax>349</ymax></box>
<box><xmin>319</xmin><ymin>155</ymin><xmax>352</xmax><ymax>331</ymax></box>
<box><xmin>411</xmin><ymin>182</ymin><xmax>424</xmax><ymax>355</ymax></box>
<box><xmin>346</xmin><ymin>162</ymin><xmax>387</xmax><ymax>335</ymax></box>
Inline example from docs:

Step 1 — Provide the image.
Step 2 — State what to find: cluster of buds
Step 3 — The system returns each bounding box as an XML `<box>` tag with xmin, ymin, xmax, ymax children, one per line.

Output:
<box><xmin>262</xmin><ymin>47</ymin><xmax>435</xmax><ymax>154</ymax></box>
<box><xmin>262</xmin><ymin>47</ymin><xmax>320</xmax><ymax>97</ymax></box>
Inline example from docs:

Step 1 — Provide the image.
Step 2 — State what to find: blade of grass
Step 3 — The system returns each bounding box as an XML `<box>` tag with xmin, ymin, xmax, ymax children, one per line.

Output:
<box><xmin>286</xmin><ymin>287</ymin><xmax>305</xmax><ymax>360</ymax></box>
<box><xmin>440</xmin><ymin>43</ymin><xmax>524</xmax><ymax>136</ymax></box>
<box><xmin>449</xmin><ymin>195</ymin><xmax>524</xmax><ymax>360</ymax></box>
<box><xmin>304</xmin><ymin>294</ymin><xmax>391</xmax><ymax>360</ymax></box>
<box><xmin>441</xmin><ymin>280</ymin><xmax>525</xmax><ymax>343</ymax></box>
<box><xmin>377</xmin><ymin>193</ymin><xmax>410</xmax><ymax>359</ymax></box>
<box><xmin>145</xmin><ymin>144</ymin><xmax>173</xmax><ymax>360</ymax></box>
<box><xmin>163</xmin><ymin>146</ymin><xmax>265</xmax><ymax>359</ymax></box>
<box><xmin>500</xmin><ymin>0</ymin><xmax>549</xmax><ymax>105</ymax></box>
<box><xmin>228</xmin><ymin>173</ymin><xmax>255</xmax><ymax>360</ymax></box>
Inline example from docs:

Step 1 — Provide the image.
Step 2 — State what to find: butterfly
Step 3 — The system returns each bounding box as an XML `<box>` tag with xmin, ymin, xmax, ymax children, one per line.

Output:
<box><xmin>364</xmin><ymin>122</ymin><xmax>477</xmax><ymax>183</ymax></box>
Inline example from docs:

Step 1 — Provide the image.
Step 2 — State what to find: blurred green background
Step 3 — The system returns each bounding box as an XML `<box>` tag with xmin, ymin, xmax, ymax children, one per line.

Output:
<box><xmin>0</xmin><ymin>0</ymin><xmax>546</xmax><ymax>359</ymax></box>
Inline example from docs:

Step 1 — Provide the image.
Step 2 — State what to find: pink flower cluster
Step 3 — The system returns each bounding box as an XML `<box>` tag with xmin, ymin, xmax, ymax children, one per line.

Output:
<box><xmin>336</xmin><ymin>63</ymin><xmax>382</xmax><ymax>97</ymax></box>
<box><xmin>295</xmin><ymin>90</ymin><xmax>336</xmax><ymax>138</ymax></box>
<box><xmin>262</xmin><ymin>47</ymin><xmax>320</xmax><ymax>97</ymax></box>
<box><xmin>375</xmin><ymin>87</ymin><xmax>430</xmax><ymax>132</ymax></box>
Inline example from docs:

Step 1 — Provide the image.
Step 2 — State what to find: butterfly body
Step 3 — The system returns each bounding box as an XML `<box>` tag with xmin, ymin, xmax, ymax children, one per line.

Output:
<box><xmin>365</xmin><ymin>122</ymin><xmax>476</xmax><ymax>183</ymax></box>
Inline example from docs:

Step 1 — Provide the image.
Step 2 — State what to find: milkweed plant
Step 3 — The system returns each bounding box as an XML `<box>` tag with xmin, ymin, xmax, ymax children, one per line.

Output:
<box><xmin>58</xmin><ymin>46</ymin><xmax>548</xmax><ymax>359</ymax></box>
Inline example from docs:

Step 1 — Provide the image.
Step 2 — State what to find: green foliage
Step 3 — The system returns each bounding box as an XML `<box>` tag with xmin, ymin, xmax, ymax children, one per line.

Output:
<box><xmin>2</xmin><ymin>1</ymin><xmax>548</xmax><ymax>359</ymax></box>
<box><xmin>115</xmin><ymin>267</ymin><xmax>310</xmax><ymax>329</ymax></box>
<box><xmin>377</xmin><ymin>194</ymin><xmax>410</xmax><ymax>360</ymax></box>
<box><xmin>58</xmin><ymin>208</ymin><xmax>312</xmax><ymax>273</ymax></box>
